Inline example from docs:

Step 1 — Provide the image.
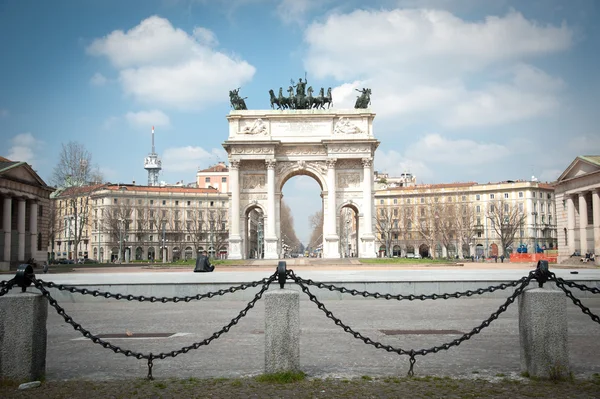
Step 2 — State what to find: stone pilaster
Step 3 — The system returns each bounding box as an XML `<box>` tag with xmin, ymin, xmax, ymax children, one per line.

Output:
<box><xmin>566</xmin><ymin>194</ymin><xmax>576</xmax><ymax>255</ymax></box>
<box><xmin>360</xmin><ymin>158</ymin><xmax>376</xmax><ymax>258</ymax></box>
<box><xmin>1</xmin><ymin>197</ymin><xmax>11</xmax><ymax>270</ymax></box>
<box><xmin>17</xmin><ymin>199</ymin><xmax>26</xmax><ymax>261</ymax></box>
<box><xmin>30</xmin><ymin>201</ymin><xmax>38</xmax><ymax>259</ymax></box>
<box><xmin>264</xmin><ymin>159</ymin><xmax>279</xmax><ymax>259</ymax></box>
<box><xmin>324</xmin><ymin>158</ymin><xmax>340</xmax><ymax>258</ymax></box>
<box><xmin>228</xmin><ymin>160</ymin><xmax>242</xmax><ymax>259</ymax></box>
<box><xmin>579</xmin><ymin>192</ymin><xmax>588</xmax><ymax>254</ymax></box>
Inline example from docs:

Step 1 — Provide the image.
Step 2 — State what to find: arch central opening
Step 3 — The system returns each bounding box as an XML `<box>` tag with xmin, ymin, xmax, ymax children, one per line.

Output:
<box><xmin>280</xmin><ymin>172</ymin><xmax>323</xmax><ymax>258</ymax></box>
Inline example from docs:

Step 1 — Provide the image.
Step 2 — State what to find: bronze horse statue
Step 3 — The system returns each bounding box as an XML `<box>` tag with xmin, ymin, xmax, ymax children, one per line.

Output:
<box><xmin>269</xmin><ymin>89</ymin><xmax>282</xmax><ymax>110</ymax></box>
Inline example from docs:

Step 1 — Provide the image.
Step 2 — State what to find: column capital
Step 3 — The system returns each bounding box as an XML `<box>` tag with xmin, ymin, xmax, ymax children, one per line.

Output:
<box><xmin>265</xmin><ymin>159</ymin><xmax>277</xmax><ymax>169</ymax></box>
<box><xmin>362</xmin><ymin>158</ymin><xmax>373</xmax><ymax>168</ymax></box>
<box><xmin>229</xmin><ymin>160</ymin><xmax>240</xmax><ymax>170</ymax></box>
<box><xmin>326</xmin><ymin>158</ymin><xmax>337</xmax><ymax>168</ymax></box>
<box><xmin>578</xmin><ymin>191</ymin><xmax>587</xmax><ymax>198</ymax></box>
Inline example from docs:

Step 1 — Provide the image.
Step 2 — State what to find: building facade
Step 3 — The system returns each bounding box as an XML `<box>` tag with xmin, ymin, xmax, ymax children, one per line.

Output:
<box><xmin>196</xmin><ymin>162</ymin><xmax>229</xmax><ymax>193</ymax></box>
<box><xmin>0</xmin><ymin>156</ymin><xmax>53</xmax><ymax>270</ymax></box>
<box><xmin>89</xmin><ymin>184</ymin><xmax>229</xmax><ymax>262</ymax></box>
<box><xmin>374</xmin><ymin>180</ymin><xmax>557</xmax><ymax>258</ymax></box>
<box><xmin>554</xmin><ymin>156</ymin><xmax>600</xmax><ymax>263</ymax></box>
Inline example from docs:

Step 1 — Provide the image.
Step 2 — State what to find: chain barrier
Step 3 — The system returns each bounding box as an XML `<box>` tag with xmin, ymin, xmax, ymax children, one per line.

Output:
<box><xmin>38</xmin><ymin>277</ymin><xmax>275</xmax><ymax>303</ymax></box>
<box><xmin>291</xmin><ymin>276</ymin><xmax>523</xmax><ymax>301</ymax></box>
<box><xmin>552</xmin><ymin>275</ymin><xmax>600</xmax><ymax>325</ymax></box>
<box><xmin>0</xmin><ymin>279</ymin><xmax>15</xmax><ymax>297</ymax></box>
<box><xmin>30</xmin><ymin>273</ymin><xmax>276</xmax><ymax>380</ymax></box>
<box><xmin>288</xmin><ymin>269</ymin><xmax>536</xmax><ymax>376</ymax></box>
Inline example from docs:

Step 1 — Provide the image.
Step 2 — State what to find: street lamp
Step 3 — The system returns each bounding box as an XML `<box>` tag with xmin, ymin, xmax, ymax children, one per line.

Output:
<box><xmin>118</xmin><ymin>217</ymin><xmax>125</xmax><ymax>263</ymax></box>
<box><xmin>531</xmin><ymin>211</ymin><xmax>538</xmax><ymax>254</ymax></box>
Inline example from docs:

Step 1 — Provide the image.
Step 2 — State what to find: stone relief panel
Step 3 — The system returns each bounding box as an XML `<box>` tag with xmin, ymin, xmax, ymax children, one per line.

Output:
<box><xmin>242</xmin><ymin>160</ymin><xmax>266</xmax><ymax>170</ymax></box>
<box><xmin>270</xmin><ymin>118</ymin><xmax>331</xmax><ymax>135</ymax></box>
<box><xmin>276</xmin><ymin>146</ymin><xmax>327</xmax><ymax>156</ymax></box>
<box><xmin>239</xmin><ymin>118</ymin><xmax>268</xmax><ymax>135</ymax></box>
<box><xmin>242</xmin><ymin>174</ymin><xmax>266</xmax><ymax>189</ymax></box>
<box><xmin>335</xmin><ymin>159</ymin><xmax>363</xmax><ymax>170</ymax></box>
<box><xmin>240</xmin><ymin>193</ymin><xmax>268</xmax><ymax>200</ymax></box>
<box><xmin>231</xmin><ymin>146</ymin><xmax>274</xmax><ymax>155</ymax></box>
<box><xmin>328</xmin><ymin>145</ymin><xmax>371</xmax><ymax>153</ymax></box>
<box><xmin>337</xmin><ymin>173</ymin><xmax>362</xmax><ymax>188</ymax></box>
<box><xmin>333</xmin><ymin>117</ymin><xmax>363</xmax><ymax>135</ymax></box>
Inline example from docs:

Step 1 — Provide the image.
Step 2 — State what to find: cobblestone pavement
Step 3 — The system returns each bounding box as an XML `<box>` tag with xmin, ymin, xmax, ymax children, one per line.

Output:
<box><xmin>43</xmin><ymin>294</ymin><xmax>600</xmax><ymax>381</ymax></box>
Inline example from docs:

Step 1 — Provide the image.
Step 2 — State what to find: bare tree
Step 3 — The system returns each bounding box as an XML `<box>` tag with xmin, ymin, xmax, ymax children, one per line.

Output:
<box><xmin>185</xmin><ymin>208</ymin><xmax>205</xmax><ymax>253</ymax></box>
<box><xmin>415</xmin><ymin>198</ymin><xmax>441</xmax><ymax>258</ymax></box>
<box><xmin>486</xmin><ymin>199</ymin><xmax>526</xmax><ymax>257</ymax></box>
<box><xmin>307</xmin><ymin>209</ymin><xmax>323</xmax><ymax>252</ymax></box>
<box><xmin>280</xmin><ymin>200</ymin><xmax>301</xmax><ymax>255</ymax></box>
<box><xmin>52</xmin><ymin>142</ymin><xmax>104</xmax><ymax>260</ymax></box>
<box><xmin>456</xmin><ymin>202</ymin><xmax>477</xmax><ymax>258</ymax></box>
<box><xmin>47</xmin><ymin>200</ymin><xmax>62</xmax><ymax>260</ymax></box>
<box><xmin>437</xmin><ymin>201</ymin><xmax>459</xmax><ymax>258</ymax></box>
<box><xmin>209</xmin><ymin>210</ymin><xmax>229</xmax><ymax>258</ymax></box>
<box><xmin>374</xmin><ymin>206</ymin><xmax>396</xmax><ymax>257</ymax></box>
<box><xmin>102</xmin><ymin>201</ymin><xmax>133</xmax><ymax>262</ymax></box>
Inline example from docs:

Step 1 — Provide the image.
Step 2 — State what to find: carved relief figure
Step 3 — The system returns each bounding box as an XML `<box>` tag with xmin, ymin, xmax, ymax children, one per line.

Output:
<box><xmin>334</xmin><ymin>117</ymin><xmax>363</xmax><ymax>135</ymax></box>
<box><xmin>241</xmin><ymin>118</ymin><xmax>268</xmax><ymax>135</ymax></box>
<box><xmin>337</xmin><ymin>173</ymin><xmax>361</xmax><ymax>188</ymax></box>
<box><xmin>242</xmin><ymin>174</ymin><xmax>266</xmax><ymax>189</ymax></box>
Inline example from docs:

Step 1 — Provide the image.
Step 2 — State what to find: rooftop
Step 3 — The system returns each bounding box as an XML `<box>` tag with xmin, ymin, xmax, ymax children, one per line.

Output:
<box><xmin>198</xmin><ymin>162</ymin><xmax>228</xmax><ymax>173</ymax></box>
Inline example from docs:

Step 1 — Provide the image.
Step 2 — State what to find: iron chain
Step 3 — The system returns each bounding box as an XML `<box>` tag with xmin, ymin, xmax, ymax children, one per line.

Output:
<box><xmin>552</xmin><ymin>276</ymin><xmax>600</xmax><ymax>325</ymax></box>
<box><xmin>31</xmin><ymin>273</ymin><xmax>277</xmax><ymax>380</ymax></box>
<box><xmin>288</xmin><ymin>270</ymin><xmax>535</xmax><ymax>376</ymax></box>
<box><xmin>37</xmin><ymin>277</ymin><xmax>274</xmax><ymax>303</ymax></box>
<box><xmin>291</xmin><ymin>275</ymin><xmax>523</xmax><ymax>301</ymax></box>
<box><xmin>0</xmin><ymin>279</ymin><xmax>15</xmax><ymax>297</ymax></box>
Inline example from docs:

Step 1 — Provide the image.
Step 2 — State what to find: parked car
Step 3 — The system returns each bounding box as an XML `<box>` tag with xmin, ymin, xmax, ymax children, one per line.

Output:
<box><xmin>414</xmin><ymin>254</ymin><xmax>422</xmax><ymax>259</ymax></box>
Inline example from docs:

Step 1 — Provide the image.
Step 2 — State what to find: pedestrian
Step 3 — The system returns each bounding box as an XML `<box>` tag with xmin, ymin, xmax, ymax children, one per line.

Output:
<box><xmin>194</xmin><ymin>250</ymin><xmax>214</xmax><ymax>272</ymax></box>
<box><xmin>500</xmin><ymin>254</ymin><xmax>505</xmax><ymax>263</ymax></box>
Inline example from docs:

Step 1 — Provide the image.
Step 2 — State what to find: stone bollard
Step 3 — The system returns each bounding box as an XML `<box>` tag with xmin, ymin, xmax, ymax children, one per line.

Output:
<box><xmin>0</xmin><ymin>292</ymin><xmax>48</xmax><ymax>382</ymax></box>
<box><xmin>264</xmin><ymin>289</ymin><xmax>300</xmax><ymax>373</ymax></box>
<box><xmin>518</xmin><ymin>287</ymin><xmax>569</xmax><ymax>379</ymax></box>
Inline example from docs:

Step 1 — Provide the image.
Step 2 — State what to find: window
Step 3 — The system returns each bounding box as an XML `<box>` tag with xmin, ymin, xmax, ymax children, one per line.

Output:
<box><xmin>149</xmin><ymin>235</ymin><xmax>153</xmax><ymax>242</ymax></box>
<box><xmin>547</xmin><ymin>193</ymin><xmax>551</xmax><ymax>199</ymax></box>
<box><xmin>476</xmin><ymin>205</ymin><xmax>481</xmax><ymax>213</ymax></box>
<box><xmin>126</xmin><ymin>199</ymin><xmax>130</xmax><ymax>204</ymax></box>
<box><xmin>199</xmin><ymin>201</ymin><xmax>202</xmax><ymax>206</ymax></box>
<box><xmin>222</xmin><ymin>201</ymin><xmax>226</xmax><ymax>206</ymax></box>
<box><xmin>138</xmin><ymin>199</ymin><xmax>142</xmax><ymax>205</ymax></box>
<box><xmin>407</xmin><ymin>220</ymin><xmax>412</xmax><ymax>229</ymax></box>
<box><xmin>175</xmin><ymin>201</ymin><xmax>179</xmax><ymax>206</ymax></box>
<box><xmin>420</xmin><ymin>208</ymin><xmax>425</xmax><ymax>216</ymax></box>
<box><xmin>539</xmin><ymin>192</ymin><xmax>543</xmax><ymax>198</ymax></box>
<box><xmin>162</xmin><ymin>210</ymin><xmax>167</xmax><ymax>217</ymax></box>
<box><xmin>534</xmin><ymin>203</ymin><xmax>537</xmax><ymax>212</ymax></box>
<box><xmin>38</xmin><ymin>205</ymin><xmax>43</xmax><ymax>217</ymax></box>
<box><xmin>462</xmin><ymin>195</ymin><xmax>466</xmax><ymax>201</ymax></box>
<box><xmin>504</xmin><ymin>193</ymin><xmax>509</xmax><ymax>199</ymax></box>
<box><xmin>210</xmin><ymin>201</ymin><xmax>214</xmax><ymax>207</ymax></box>
<box><xmin>434</xmin><ymin>197</ymin><xmax>439</xmax><ymax>202</ymax></box>
<box><xmin>542</xmin><ymin>215</ymin><xmax>545</xmax><ymax>223</ymax></box>
<box><xmin>393</xmin><ymin>208</ymin><xmax>398</xmax><ymax>216</ymax></box>
<box><xmin>205</xmin><ymin>177</ymin><xmax>210</xmax><ymax>183</ymax></box>
<box><xmin>476</xmin><ymin>195</ymin><xmax>480</xmax><ymax>200</ymax></box>
<box><xmin>476</xmin><ymin>217</ymin><xmax>481</xmax><ymax>225</ymax></box>
<box><xmin>549</xmin><ymin>215</ymin><xmax>552</xmax><ymax>225</ymax></box>
<box><xmin>541</xmin><ymin>203</ymin><xmax>545</xmax><ymax>213</ymax></box>
<box><xmin>222</xmin><ymin>177</ymin><xmax>227</xmax><ymax>183</ymax></box>
<box><xmin>504</xmin><ymin>204</ymin><xmax>509</xmax><ymax>212</ymax></box>
<box><xmin>407</xmin><ymin>198</ymin><xmax>411</xmax><ymax>204</ymax></box>
<box><xmin>420</xmin><ymin>198</ymin><xmax>425</xmax><ymax>203</ymax></box>
<box><xmin>519</xmin><ymin>192</ymin><xmax>523</xmax><ymax>198</ymax></box>
<box><xmin>490</xmin><ymin>194</ymin><xmax>495</xmax><ymax>199</ymax></box>
<box><xmin>519</xmin><ymin>203</ymin><xmax>524</xmax><ymax>212</ymax></box>
<box><xmin>380</xmin><ymin>199</ymin><xmax>384</xmax><ymax>205</ymax></box>
<box><xmin>490</xmin><ymin>205</ymin><xmax>495</xmax><ymax>212</ymax></box>
<box><xmin>114</xmin><ymin>198</ymin><xmax>118</xmax><ymax>204</ymax></box>
<box><xmin>447</xmin><ymin>196</ymin><xmax>452</xmax><ymax>202</ymax></box>
<box><xmin>393</xmin><ymin>198</ymin><xmax>397</xmax><ymax>205</ymax></box>
<box><xmin>477</xmin><ymin>232</ymin><xmax>482</xmax><ymax>238</ymax></box>
<box><xmin>162</xmin><ymin>200</ymin><xmax>166</xmax><ymax>205</ymax></box>
<box><xmin>187</xmin><ymin>201</ymin><xmax>191</xmax><ymax>206</ymax></box>
<box><xmin>150</xmin><ymin>200</ymin><xmax>154</xmax><ymax>205</ymax></box>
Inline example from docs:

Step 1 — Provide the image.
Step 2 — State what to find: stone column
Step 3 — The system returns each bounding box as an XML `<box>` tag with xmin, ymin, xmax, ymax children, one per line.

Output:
<box><xmin>228</xmin><ymin>160</ymin><xmax>242</xmax><ymax>259</ymax></box>
<box><xmin>518</xmin><ymin>288</ymin><xmax>569</xmax><ymax>379</ymax></box>
<box><xmin>324</xmin><ymin>159</ymin><xmax>339</xmax><ymax>258</ymax></box>
<box><xmin>30</xmin><ymin>201</ymin><xmax>38</xmax><ymax>258</ymax></box>
<box><xmin>264</xmin><ymin>289</ymin><xmax>300</xmax><ymax>373</ymax></box>
<box><xmin>592</xmin><ymin>189</ymin><xmax>600</xmax><ymax>260</ymax></box>
<box><xmin>17</xmin><ymin>199</ymin><xmax>26</xmax><ymax>261</ymax></box>
<box><xmin>0</xmin><ymin>292</ymin><xmax>48</xmax><ymax>382</ymax></box>
<box><xmin>566</xmin><ymin>195</ymin><xmax>576</xmax><ymax>255</ymax></box>
<box><xmin>264</xmin><ymin>160</ymin><xmax>278</xmax><ymax>259</ymax></box>
<box><xmin>2</xmin><ymin>197</ymin><xmax>11</xmax><ymax>265</ymax></box>
<box><xmin>360</xmin><ymin>158</ymin><xmax>376</xmax><ymax>258</ymax></box>
<box><xmin>578</xmin><ymin>192</ymin><xmax>588</xmax><ymax>254</ymax></box>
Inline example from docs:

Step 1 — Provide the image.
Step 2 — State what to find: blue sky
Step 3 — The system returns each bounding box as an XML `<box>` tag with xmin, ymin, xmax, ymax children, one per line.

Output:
<box><xmin>1</xmin><ymin>0</ymin><xmax>599</xmax><ymax>244</ymax></box>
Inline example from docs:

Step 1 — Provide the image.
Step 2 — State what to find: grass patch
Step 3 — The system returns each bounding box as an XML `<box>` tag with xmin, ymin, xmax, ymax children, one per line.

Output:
<box><xmin>255</xmin><ymin>371</ymin><xmax>306</xmax><ymax>384</ymax></box>
<box><xmin>153</xmin><ymin>382</ymin><xmax>167</xmax><ymax>389</ymax></box>
<box><xmin>361</xmin><ymin>375</ymin><xmax>373</xmax><ymax>381</ymax></box>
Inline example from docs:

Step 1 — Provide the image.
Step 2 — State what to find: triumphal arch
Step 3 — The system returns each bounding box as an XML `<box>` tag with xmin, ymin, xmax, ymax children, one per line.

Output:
<box><xmin>223</xmin><ymin>86</ymin><xmax>379</xmax><ymax>259</ymax></box>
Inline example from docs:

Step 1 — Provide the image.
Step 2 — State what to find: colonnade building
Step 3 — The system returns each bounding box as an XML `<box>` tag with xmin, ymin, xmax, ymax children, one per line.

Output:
<box><xmin>374</xmin><ymin>180</ymin><xmax>557</xmax><ymax>259</ymax></box>
<box><xmin>0</xmin><ymin>156</ymin><xmax>53</xmax><ymax>270</ymax></box>
<box><xmin>554</xmin><ymin>156</ymin><xmax>600</xmax><ymax>263</ymax></box>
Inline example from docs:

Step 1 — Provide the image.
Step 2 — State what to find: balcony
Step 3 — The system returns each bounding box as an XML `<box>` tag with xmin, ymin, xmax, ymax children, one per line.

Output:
<box><xmin>474</xmin><ymin>224</ymin><xmax>484</xmax><ymax>232</ymax></box>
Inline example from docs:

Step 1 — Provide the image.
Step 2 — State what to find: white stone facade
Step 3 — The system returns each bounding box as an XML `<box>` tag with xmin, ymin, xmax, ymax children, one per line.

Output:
<box><xmin>223</xmin><ymin>109</ymin><xmax>379</xmax><ymax>259</ymax></box>
<box><xmin>554</xmin><ymin>156</ymin><xmax>600</xmax><ymax>263</ymax></box>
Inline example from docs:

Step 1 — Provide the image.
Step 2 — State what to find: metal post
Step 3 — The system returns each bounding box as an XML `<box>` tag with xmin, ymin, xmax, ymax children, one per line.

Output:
<box><xmin>162</xmin><ymin>220</ymin><xmax>166</xmax><ymax>262</ymax></box>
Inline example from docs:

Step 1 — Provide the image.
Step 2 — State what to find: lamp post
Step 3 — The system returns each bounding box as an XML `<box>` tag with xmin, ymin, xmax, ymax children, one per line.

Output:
<box><xmin>118</xmin><ymin>217</ymin><xmax>125</xmax><ymax>263</ymax></box>
<box><xmin>531</xmin><ymin>211</ymin><xmax>538</xmax><ymax>254</ymax></box>
<box><xmin>257</xmin><ymin>220</ymin><xmax>263</xmax><ymax>259</ymax></box>
<box><xmin>162</xmin><ymin>220</ymin><xmax>166</xmax><ymax>263</ymax></box>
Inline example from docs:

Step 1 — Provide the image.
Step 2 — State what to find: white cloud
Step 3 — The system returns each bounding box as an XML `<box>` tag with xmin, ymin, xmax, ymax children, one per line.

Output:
<box><xmin>0</xmin><ymin>109</ymin><xmax>8</xmax><ymax>118</ymax></box>
<box><xmin>276</xmin><ymin>0</ymin><xmax>322</xmax><ymax>25</ymax></box>
<box><xmin>375</xmin><ymin>134</ymin><xmax>511</xmax><ymax>181</ymax></box>
<box><xmin>90</xmin><ymin>72</ymin><xmax>108</xmax><ymax>86</ymax></box>
<box><xmin>125</xmin><ymin>110</ymin><xmax>170</xmax><ymax>129</ymax></box>
<box><xmin>162</xmin><ymin>146</ymin><xmax>227</xmax><ymax>173</ymax></box>
<box><xmin>102</xmin><ymin>116</ymin><xmax>120</xmax><ymax>130</ymax></box>
<box><xmin>87</xmin><ymin>16</ymin><xmax>255</xmax><ymax>110</ymax></box>
<box><xmin>4</xmin><ymin>133</ymin><xmax>43</xmax><ymax>164</ymax></box>
<box><xmin>304</xmin><ymin>9</ymin><xmax>572</xmax><ymax>128</ymax></box>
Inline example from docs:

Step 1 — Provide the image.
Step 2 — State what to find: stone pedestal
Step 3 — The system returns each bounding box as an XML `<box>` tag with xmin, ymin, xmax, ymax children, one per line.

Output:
<box><xmin>518</xmin><ymin>288</ymin><xmax>569</xmax><ymax>379</ymax></box>
<box><xmin>0</xmin><ymin>292</ymin><xmax>47</xmax><ymax>382</ymax></box>
<box><xmin>264</xmin><ymin>289</ymin><xmax>300</xmax><ymax>373</ymax></box>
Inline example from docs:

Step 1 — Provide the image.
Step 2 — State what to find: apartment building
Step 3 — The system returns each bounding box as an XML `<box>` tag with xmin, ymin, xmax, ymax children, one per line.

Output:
<box><xmin>374</xmin><ymin>180</ymin><xmax>557</xmax><ymax>258</ymax></box>
<box><xmin>196</xmin><ymin>162</ymin><xmax>229</xmax><ymax>193</ymax></box>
